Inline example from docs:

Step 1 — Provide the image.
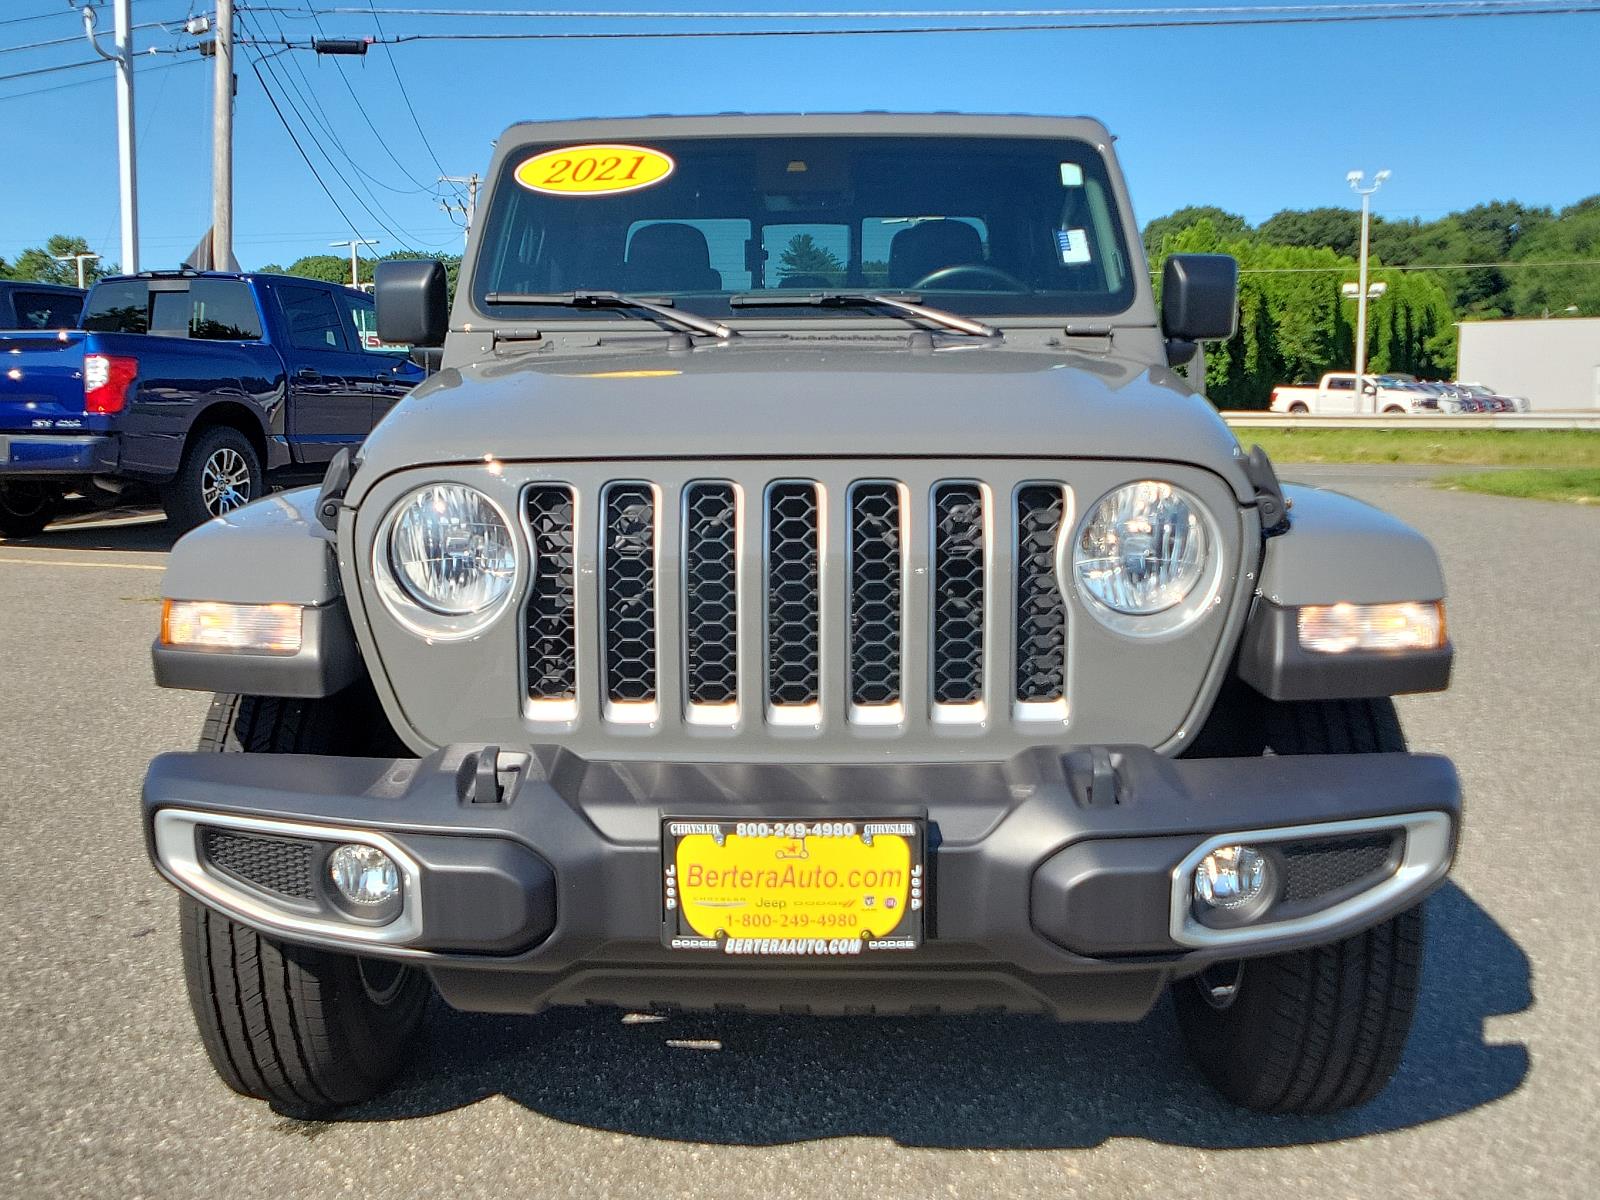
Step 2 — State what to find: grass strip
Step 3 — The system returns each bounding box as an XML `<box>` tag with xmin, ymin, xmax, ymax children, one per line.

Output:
<box><xmin>1433</xmin><ymin>468</ymin><xmax>1600</xmax><ymax>504</ymax></box>
<box><xmin>1236</xmin><ymin>428</ymin><xmax>1600</xmax><ymax>468</ymax></box>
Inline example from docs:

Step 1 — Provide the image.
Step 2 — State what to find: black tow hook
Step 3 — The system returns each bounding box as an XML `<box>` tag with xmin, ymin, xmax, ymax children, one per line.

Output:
<box><xmin>456</xmin><ymin>745</ymin><xmax>505</xmax><ymax>805</ymax></box>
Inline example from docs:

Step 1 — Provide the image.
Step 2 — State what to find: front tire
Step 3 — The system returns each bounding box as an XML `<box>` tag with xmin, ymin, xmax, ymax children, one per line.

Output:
<box><xmin>162</xmin><ymin>426</ymin><xmax>263</xmax><ymax>531</ymax></box>
<box><xmin>1174</xmin><ymin>697</ymin><xmax>1426</xmax><ymax>1113</ymax></box>
<box><xmin>179</xmin><ymin>692</ymin><xmax>426</xmax><ymax>1116</ymax></box>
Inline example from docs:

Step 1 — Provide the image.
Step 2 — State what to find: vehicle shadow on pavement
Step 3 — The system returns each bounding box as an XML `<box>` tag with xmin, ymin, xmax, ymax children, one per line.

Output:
<box><xmin>4</xmin><ymin>507</ymin><xmax>176</xmax><ymax>553</ymax></box>
<box><xmin>346</xmin><ymin>883</ymin><xmax>1530</xmax><ymax>1148</ymax></box>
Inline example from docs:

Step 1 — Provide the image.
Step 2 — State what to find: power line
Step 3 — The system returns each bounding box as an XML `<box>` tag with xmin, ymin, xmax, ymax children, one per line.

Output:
<box><xmin>238</xmin><ymin>4</ymin><xmax>1600</xmax><ymax>45</ymax></box>
<box><xmin>365</xmin><ymin>0</ymin><xmax>458</xmax><ymax>194</ymax></box>
<box><xmin>248</xmin><ymin>2</ymin><xmax>444</xmax><ymax>196</ymax></box>
<box><xmin>241</xmin><ymin>43</ymin><xmax>371</xmax><ymax>245</ymax></box>
<box><xmin>242</xmin><ymin>2</ymin><xmax>1600</xmax><ymax>19</ymax></box>
<box><xmin>241</xmin><ymin>25</ymin><xmax>453</xmax><ymax>250</ymax></box>
<box><xmin>0</xmin><ymin>54</ymin><xmax>200</xmax><ymax>103</ymax></box>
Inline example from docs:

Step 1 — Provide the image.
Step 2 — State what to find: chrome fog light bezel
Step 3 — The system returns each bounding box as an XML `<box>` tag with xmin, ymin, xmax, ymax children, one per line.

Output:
<box><xmin>153</xmin><ymin>809</ymin><xmax>423</xmax><ymax>945</ymax></box>
<box><xmin>371</xmin><ymin>481</ymin><xmax>529</xmax><ymax>641</ymax></box>
<box><xmin>1168</xmin><ymin>812</ymin><xmax>1453</xmax><ymax>949</ymax></box>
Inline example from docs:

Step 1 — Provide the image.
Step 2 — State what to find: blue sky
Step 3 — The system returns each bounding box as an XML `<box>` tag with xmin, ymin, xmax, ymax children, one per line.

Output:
<box><xmin>3</xmin><ymin>2</ymin><xmax>1598</xmax><ymax>271</ymax></box>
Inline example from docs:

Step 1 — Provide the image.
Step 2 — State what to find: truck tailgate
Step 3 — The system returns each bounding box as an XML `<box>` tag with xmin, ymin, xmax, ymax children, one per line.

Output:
<box><xmin>0</xmin><ymin>331</ymin><xmax>90</xmax><ymax>433</ymax></box>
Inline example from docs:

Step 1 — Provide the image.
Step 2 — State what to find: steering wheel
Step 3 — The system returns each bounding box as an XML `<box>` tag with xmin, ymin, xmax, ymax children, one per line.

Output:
<box><xmin>909</xmin><ymin>264</ymin><xmax>1030</xmax><ymax>292</ymax></box>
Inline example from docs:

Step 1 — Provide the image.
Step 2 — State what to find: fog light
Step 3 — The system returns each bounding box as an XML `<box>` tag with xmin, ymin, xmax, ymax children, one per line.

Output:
<box><xmin>328</xmin><ymin>844</ymin><xmax>400</xmax><ymax>906</ymax></box>
<box><xmin>1194</xmin><ymin>845</ymin><xmax>1269</xmax><ymax>910</ymax></box>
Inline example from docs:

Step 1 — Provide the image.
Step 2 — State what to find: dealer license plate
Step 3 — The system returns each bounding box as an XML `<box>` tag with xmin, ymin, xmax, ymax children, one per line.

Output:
<box><xmin>662</xmin><ymin>818</ymin><xmax>925</xmax><ymax>956</ymax></box>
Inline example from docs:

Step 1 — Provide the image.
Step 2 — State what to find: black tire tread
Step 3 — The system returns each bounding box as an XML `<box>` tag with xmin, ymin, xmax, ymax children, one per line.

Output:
<box><xmin>1174</xmin><ymin>696</ymin><xmax>1424</xmax><ymax>1115</ymax></box>
<box><xmin>180</xmin><ymin>692</ymin><xmax>426</xmax><ymax>1116</ymax></box>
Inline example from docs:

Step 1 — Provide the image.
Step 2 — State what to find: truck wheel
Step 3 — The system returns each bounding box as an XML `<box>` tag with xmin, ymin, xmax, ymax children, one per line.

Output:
<box><xmin>162</xmin><ymin>426</ymin><xmax>262</xmax><ymax>530</ymax></box>
<box><xmin>1287</xmin><ymin>402</ymin><xmax>1309</xmax><ymax>414</ymax></box>
<box><xmin>0</xmin><ymin>481</ymin><xmax>62</xmax><ymax>538</ymax></box>
<box><xmin>178</xmin><ymin>693</ymin><xmax>427</xmax><ymax>1116</ymax></box>
<box><xmin>1173</xmin><ymin>698</ymin><xmax>1425</xmax><ymax>1114</ymax></box>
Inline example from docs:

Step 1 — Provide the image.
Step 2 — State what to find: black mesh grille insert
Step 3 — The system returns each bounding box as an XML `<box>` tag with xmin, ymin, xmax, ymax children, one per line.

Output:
<box><xmin>766</xmin><ymin>482</ymin><xmax>821</xmax><ymax>706</ymax></box>
<box><xmin>603</xmin><ymin>483</ymin><xmax>658</xmax><ymax>703</ymax></box>
<box><xmin>524</xmin><ymin>485</ymin><xmax>577</xmax><ymax>701</ymax></box>
<box><xmin>684</xmin><ymin>482</ymin><xmax>738</xmax><ymax>706</ymax></box>
<box><xmin>850</xmin><ymin>483</ymin><xmax>902</xmax><ymax>707</ymax></box>
<box><xmin>1015</xmin><ymin>485</ymin><xmax>1067</xmax><ymax>704</ymax></box>
<box><xmin>200</xmin><ymin>828</ymin><xmax>315</xmax><ymax>900</ymax></box>
<box><xmin>1279</xmin><ymin>833</ymin><xmax>1397</xmax><ymax>903</ymax></box>
<box><xmin>933</xmin><ymin>483</ymin><xmax>986</xmax><ymax>705</ymax></box>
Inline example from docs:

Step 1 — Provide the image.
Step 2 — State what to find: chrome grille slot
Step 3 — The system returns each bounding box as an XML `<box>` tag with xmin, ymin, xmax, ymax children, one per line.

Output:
<box><xmin>601</xmin><ymin>482</ymin><xmax>659</xmax><ymax>710</ymax></box>
<box><xmin>765</xmin><ymin>481</ymin><xmax>822</xmax><ymax>712</ymax></box>
<box><xmin>683</xmin><ymin>482</ymin><xmax>739</xmax><ymax>709</ymax></box>
<box><xmin>1015</xmin><ymin>484</ymin><xmax>1068</xmax><ymax>707</ymax></box>
<box><xmin>524</xmin><ymin>485</ymin><xmax>577</xmax><ymax>709</ymax></box>
<box><xmin>849</xmin><ymin>482</ymin><xmax>903</xmax><ymax>713</ymax></box>
<box><xmin>932</xmin><ymin>482</ymin><xmax>986</xmax><ymax>709</ymax></box>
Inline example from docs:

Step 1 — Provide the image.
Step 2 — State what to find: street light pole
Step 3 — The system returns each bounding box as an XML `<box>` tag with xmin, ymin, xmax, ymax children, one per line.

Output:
<box><xmin>82</xmin><ymin>1</ymin><xmax>139</xmax><ymax>273</ymax></box>
<box><xmin>53</xmin><ymin>253</ymin><xmax>102</xmax><ymax>289</ymax></box>
<box><xmin>331</xmin><ymin>240</ymin><xmax>381</xmax><ymax>287</ymax></box>
<box><xmin>1346</xmin><ymin>168</ymin><xmax>1390</xmax><ymax>413</ymax></box>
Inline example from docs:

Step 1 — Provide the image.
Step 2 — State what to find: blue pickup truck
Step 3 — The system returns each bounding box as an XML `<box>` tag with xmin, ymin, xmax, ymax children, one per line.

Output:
<box><xmin>0</xmin><ymin>271</ymin><xmax>423</xmax><ymax>536</ymax></box>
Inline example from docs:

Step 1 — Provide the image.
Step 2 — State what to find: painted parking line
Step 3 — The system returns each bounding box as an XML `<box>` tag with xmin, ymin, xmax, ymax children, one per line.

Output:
<box><xmin>0</xmin><ymin>556</ymin><xmax>165</xmax><ymax>572</ymax></box>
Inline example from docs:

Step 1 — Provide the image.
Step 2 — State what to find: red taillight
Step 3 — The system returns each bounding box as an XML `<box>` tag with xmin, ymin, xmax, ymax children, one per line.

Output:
<box><xmin>84</xmin><ymin>353</ymin><xmax>137</xmax><ymax>414</ymax></box>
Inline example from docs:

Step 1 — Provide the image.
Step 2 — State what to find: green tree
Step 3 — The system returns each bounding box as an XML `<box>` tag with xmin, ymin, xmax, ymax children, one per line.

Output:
<box><xmin>4</xmin><ymin>235</ymin><xmax>112</xmax><ymax>286</ymax></box>
<box><xmin>778</xmin><ymin>233</ymin><xmax>844</xmax><ymax>280</ymax></box>
<box><xmin>1505</xmin><ymin>196</ymin><xmax>1600</xmax><ymax>317</ymax></box>
<box><xmin>1258</xmin><ymin>207</ymin><xmax>1362</xmax><ymax>257</ymax></box>
<box><xmin>1141</xmin><ymin>207</ymin><xmax>1251</xmax><ymax>258</ymax></box>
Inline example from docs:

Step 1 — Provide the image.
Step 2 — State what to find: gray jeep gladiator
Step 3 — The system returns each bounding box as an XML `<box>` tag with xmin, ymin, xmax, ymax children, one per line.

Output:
<box><xmin>141</xmin><ymin>114</ymin><xmax>1459</xmax><ymax>1118</ymax></box>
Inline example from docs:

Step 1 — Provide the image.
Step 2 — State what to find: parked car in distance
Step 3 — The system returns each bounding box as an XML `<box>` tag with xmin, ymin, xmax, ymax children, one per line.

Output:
<box><xmin>1269</xmin><ymin>372</ymin><xmax>1419</xmax><ymax>414</ymax></box>
<box><xmin>1456</xmin><ymin>382</ymin><xmax>1529</xmax><ymax>413</ymax></box>
<box><xmin>0</xmin><ymin>280</ymin><xmax>84</xmax><ymax>331</ymax></box>
<box><xmin>0</xmin><ymin>270</ymin><xmax>423</xmax><ymax>537</ymax></box>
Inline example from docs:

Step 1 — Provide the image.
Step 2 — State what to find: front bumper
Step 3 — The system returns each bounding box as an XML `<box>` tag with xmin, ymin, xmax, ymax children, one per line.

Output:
<box><xmin>0</xmin><ymin>433</ymin><xmax>117</xmax><ymax>478</ymax></box>
<box><xmin>142</xmin><ymin>745</ymin><xmax>1459</xmax><ymax>1020</ymax></box>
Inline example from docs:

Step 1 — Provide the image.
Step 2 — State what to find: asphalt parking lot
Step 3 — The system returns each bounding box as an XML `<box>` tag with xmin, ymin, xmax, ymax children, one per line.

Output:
<box><xmin>1</xmin><ymin>466</ymin><xmax>1595</xmax><ymax>1199</ymax></box>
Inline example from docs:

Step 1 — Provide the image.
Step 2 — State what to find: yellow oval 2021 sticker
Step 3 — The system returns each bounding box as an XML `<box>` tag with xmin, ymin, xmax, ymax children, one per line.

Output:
<box><xmin>514</xmin><ymin>144</ymin><xmax>674</xmax><ymax>197</ymax></box>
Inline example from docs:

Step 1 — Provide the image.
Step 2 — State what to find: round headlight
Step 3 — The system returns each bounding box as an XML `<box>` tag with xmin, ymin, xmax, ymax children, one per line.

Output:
<box><xmin>388</xmin><ymin>484</ymin><xmax>517</xmax><ymax>615</ymax></box>
<box><xmin>1072</xmin><ymin>481</ymin><xmax>1209</xmax><ymax>616</ymax></box>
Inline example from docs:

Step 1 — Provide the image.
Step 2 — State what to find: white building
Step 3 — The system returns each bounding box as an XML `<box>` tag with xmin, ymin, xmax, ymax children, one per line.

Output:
<box><xmin>1456</xmin><ymin>318</ymin><xmax>1600</xmax><ymax>410</ymax></box>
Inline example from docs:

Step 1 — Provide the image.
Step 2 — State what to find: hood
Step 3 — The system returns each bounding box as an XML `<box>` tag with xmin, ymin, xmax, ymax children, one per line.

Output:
<box><xmin>352</xmin><ymin>341</ymin><xmax>1251</xmax><ymax>502</ymax></box>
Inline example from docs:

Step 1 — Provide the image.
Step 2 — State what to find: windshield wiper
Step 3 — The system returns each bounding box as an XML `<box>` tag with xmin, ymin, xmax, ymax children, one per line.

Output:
<box><xmin>729</xmin><ymin>291</ymin><xmax>1001</xmax><ymax>339</ymax></box>
<box><xmin>482</xmin><ymin>290</ymin><xmax>737</xmax><ymax>339</ymax></box>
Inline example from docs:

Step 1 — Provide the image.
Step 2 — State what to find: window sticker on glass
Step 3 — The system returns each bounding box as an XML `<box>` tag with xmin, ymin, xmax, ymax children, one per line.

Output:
<box><xmin>1060</xmin><ymin>162</ymin><xmax>1085</xmax><ymax>188</ymax></box>
<box><xmin>514</xmin><ymin>144</ymin><xmax>675</xmax><ymax>196</ymax></box>
<box><xmin>1056</xmin><ymin>228</ymin><xmax>1093</xmax><ymax>265</ymax></box>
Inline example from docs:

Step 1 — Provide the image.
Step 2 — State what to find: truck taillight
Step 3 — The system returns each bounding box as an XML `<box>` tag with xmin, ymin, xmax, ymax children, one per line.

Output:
<box><xmin>84</xmin><ymin>354</ymin><xmax>137</xmax><ymax>414</ymax></box>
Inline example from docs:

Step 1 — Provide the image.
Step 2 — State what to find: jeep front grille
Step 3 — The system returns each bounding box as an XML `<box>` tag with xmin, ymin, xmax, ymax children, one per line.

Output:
<box><xmin>683</xmin><ymin>482</ymin><xmax>739</xmax><ymax>709</ymax></box>
<box><xmin>517</xmin><ymin>466</ymin><xmax>1084</xmax><ymax>736</ymax></box>
<box><xmin>765</xmin><ymin>482</ymin><xmax>822</xmax><ymax>713</ymax></box>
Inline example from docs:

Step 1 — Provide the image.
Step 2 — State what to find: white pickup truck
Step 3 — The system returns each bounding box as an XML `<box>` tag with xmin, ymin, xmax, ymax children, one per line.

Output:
<box><xmin>1269</xmin><ymin>373</ymin><xmax>1424</xmax><ymax>414</ymax></box>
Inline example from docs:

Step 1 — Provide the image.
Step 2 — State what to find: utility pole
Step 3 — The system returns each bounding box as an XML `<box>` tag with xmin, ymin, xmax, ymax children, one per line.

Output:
<box><xmin>1346</xmin><ymin>168</ymin><xmax>1390</xmax><ymax>413</ymax></box>
<box><xmin>331</xmin><ymin>239</ymin><xmax>381</xmax><ymax>287</ymax></box>
<box><xmin>53</xmin><ymin>253</ymin><xmax>102</xmax><ymax>290</ymax></box>
<box><xmin>213</xmin><ymin>0</ymin><xmax>235</xmax><ymax>269</ymax></box>
<box><xmin>82</xmin><ymin>1</ymin><xmax>139</xmax><ymax>273</ymax></box>
<box><xmin>439</xmin><ymin>174</ymin><xmax>480</xmax><ymax>246</ymax></box>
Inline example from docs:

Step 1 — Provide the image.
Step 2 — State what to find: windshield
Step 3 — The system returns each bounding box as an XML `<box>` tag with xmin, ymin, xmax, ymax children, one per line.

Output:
<box><xmin>472</xmin><ymin>135</ymin><xmax>1136</xmax><ymax>322</ymax></box>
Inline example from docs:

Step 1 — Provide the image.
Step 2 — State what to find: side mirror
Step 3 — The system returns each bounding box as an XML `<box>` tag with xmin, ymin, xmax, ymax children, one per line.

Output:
<box><xmin>375</xmin><ymin>259</ymin><xmax>448</xmax><ymax>347</ymax></box>
<box><xmin>1161</xmin><ymin>254</ymin><xmax>1238</xmax><ymax>342</ymax></box>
